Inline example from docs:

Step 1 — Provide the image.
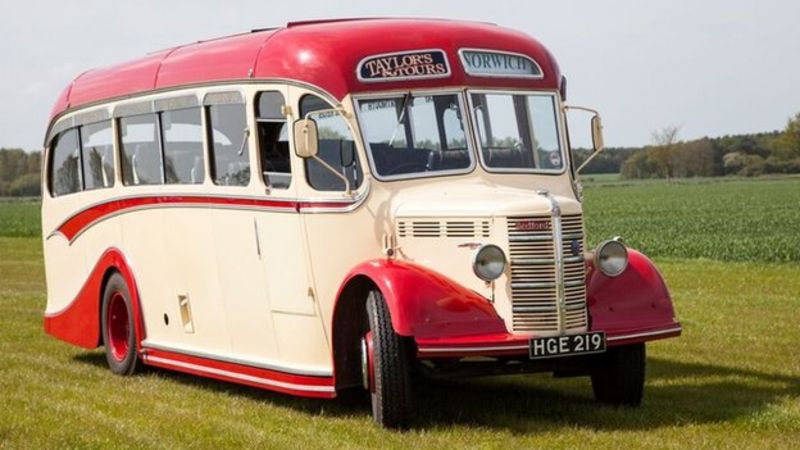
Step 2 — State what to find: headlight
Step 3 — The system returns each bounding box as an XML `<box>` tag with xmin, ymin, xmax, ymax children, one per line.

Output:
<box><xmin>473</xmin><ymin>244</ymin><xmax>506</xmax><ymax>281</ymax></box>
<box><xmin>594</xmin><ymin>240</ymin><xmax>628</xmax><ymax>277</ymax></box>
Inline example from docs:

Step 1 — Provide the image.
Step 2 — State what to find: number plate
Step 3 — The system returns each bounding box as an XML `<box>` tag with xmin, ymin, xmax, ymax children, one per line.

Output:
<box><xmin>529</xmin><ymin>332</ymin><xmax>606</xmax><ymax>360</ymax></box>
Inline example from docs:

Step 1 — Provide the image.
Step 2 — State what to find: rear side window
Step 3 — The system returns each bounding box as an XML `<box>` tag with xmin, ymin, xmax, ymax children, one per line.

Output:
<box><xmin>208</xmin><ymin>103</ymin><xmax>250</xmax><ymax>186</ymax></box>
<box><xmin>162</xmin><ymin>107</ymin><xmax>204</xmax><ymax>184</ymax></box>
<box><xmin>50</xmin><ymin>129</ymin><xmax>81</xmax><ymax>196</ymax></box>
<box><xmin>81</xmin><ymin>120</ymin><xmax>115</xmax><ymax>190</ymax></box>
<box><xmin>120</xmin><ymin>114</ymin><xmax>163</xmax><ymax>186</ymax></box>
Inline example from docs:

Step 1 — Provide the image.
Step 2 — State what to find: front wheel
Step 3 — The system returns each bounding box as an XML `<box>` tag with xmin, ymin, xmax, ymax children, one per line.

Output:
<box><xmin>363</xmin><ymin>289</ymin><xmax>413</xmax><ymax>429</ymax></box>
<box><xmin>591</xmin><ymin>343</ymin><xmax>645</xmax><ymax>406</ymax></box>
<box><xmin>101</xmin><ymin>272</ymin><xmax>140</xmax><ymax>375</ymax></box>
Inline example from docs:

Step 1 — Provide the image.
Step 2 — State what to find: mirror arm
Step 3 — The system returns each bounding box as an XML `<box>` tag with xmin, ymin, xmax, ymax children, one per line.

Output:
<box><xmin>311</xmin><ymin>154</ymin><xmax>351</xmax><ymax>197</ymax></box>
<box><xmin>575</xmin><ymin>151</ymin><xmax>601</xmax><ymax>174</ymax></box>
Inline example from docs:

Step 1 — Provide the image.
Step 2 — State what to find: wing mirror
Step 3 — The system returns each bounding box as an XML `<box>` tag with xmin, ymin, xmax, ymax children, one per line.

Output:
<box><xmin>293</xmin><ymin>118</ymin><xmax>318</xmax><ymax>159</ymax></box>
<box><xmin>564</xmin><ymin>105</ymin><xmax>605</xmax><ymax>173</ymax></box>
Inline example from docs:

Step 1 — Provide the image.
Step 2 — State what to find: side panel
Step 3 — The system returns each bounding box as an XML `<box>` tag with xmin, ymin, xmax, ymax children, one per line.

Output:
<box><xmin>336</xmin><ymin>260</ymin><xmax>507</xmax><ymax>339</ymax></box>
<box><xmin>586</xmin><ymin>249</ymin><xmax>680</xmax><ymax>336</ymax></box>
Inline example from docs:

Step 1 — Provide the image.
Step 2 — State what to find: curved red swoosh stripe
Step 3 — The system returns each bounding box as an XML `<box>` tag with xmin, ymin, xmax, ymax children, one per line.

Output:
<box><xmin>54</xmin><ymin>195</ymin><xmax>355</xmax><ymax>242</ymax></box>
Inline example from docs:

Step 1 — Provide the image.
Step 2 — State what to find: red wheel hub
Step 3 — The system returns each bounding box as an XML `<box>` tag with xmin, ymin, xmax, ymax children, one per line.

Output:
<box><xmin>107</xmin><ymin>292</ymin><xmax>130</xmax><ymax>361</ymax></box>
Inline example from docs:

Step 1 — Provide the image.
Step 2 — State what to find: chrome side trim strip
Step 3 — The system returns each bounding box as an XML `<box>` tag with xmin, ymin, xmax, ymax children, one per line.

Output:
<box><xmin>509</xmin><ymin>235</ymin><xmax>552</xmax><ymax>242</ymax></box>
<box><xmin>142</xmin><ymin>355</ymin><xmax>335</xmax><ymax>393</ymax></box>
<box><xmin>141</xmin><ymin>341</ymin><xmax>333</xmax><ymax>377</ymax></box>
<box><xmin>418</xmin><ymin>344</ymin><xmax>529</xmax><ymax>353</ymax></box>
<box><xmin>511</xmin><ymin>282</ymin><xmax>556</xmax><ymax>289</ymax></box>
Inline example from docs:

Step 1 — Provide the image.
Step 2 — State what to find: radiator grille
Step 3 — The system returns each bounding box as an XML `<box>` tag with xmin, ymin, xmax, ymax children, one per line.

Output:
<box><xmin>507</xmin><ymin>214</ymin><xmax>587</xmax><ymax>333</ymax></box>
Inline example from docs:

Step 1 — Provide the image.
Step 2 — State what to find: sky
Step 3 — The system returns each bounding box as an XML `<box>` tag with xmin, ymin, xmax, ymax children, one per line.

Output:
<box><xmin>1</xmin><ymin>0</ymin><xmax>799</xmax><ymax>150</ymax></box>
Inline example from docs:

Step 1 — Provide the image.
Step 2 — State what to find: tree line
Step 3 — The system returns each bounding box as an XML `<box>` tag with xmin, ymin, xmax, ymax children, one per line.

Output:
<box><xmin>0</xmin><ymin>149</ymin><xmax>41</xmax><ymax>197</ymax></box>
<box><xmin>577</xmin><ymin>112</ymin><xmax>800</xmax><ymax>178</ymax></box>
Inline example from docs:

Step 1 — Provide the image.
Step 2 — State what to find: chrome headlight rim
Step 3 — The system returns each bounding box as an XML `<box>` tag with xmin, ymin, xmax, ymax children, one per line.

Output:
<box><xmin>472</xmin><ymin>244</ymin><xmax>507</xmax><ymax>282</ymax></box>
<box><xmin>594</xmin><ymin>239</ymin><xmax>628</xmax><ymax>277</ymax></box>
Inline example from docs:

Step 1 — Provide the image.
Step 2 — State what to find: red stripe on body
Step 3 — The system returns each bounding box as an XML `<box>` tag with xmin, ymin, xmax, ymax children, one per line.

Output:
<box><xmin>55</xmin><ymin>195</ymin><xmax>355</xmax><ymax>243</ymax></box>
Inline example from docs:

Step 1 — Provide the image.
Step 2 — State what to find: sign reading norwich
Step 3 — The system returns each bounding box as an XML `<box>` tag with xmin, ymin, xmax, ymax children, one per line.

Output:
<box><xmin>460</xmin><ymin>49</ymin><xmax>542</xmax><ymax>78</ymax></box>
<box><xmin>358</xmin><ymin>50</ymin><xmax>450</xmax><ymax>82</ymax></box>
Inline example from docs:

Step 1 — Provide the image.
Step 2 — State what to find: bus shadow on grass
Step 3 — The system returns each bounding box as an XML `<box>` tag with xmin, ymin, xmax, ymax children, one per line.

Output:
<box><xmin>74</xmin><ymin>353</ymin><xmax>799</xmax><ymax>431</ymax></box>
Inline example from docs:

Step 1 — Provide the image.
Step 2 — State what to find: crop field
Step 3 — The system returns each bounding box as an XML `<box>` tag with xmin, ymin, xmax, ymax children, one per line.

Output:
<box><xmin>0</xmin><ymin>176</ymin><xmax>798</xmax><ymax>448</ymax></box>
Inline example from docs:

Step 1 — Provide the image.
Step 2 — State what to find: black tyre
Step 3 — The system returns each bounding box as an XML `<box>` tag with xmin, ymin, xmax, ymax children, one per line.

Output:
<box><xmin>591</xmin><ymin>343</ymin><xmax>645</xmax><ymax>406</ymax></box>
<box><xmin>365</xmin><ymin>289</ymin><xmax>412</xmax><ymax>429</ymax></box>
<box><xmin>101</xmin><ymin>272</ymin><xmax>140</xmax><ymax>375</ymax></box>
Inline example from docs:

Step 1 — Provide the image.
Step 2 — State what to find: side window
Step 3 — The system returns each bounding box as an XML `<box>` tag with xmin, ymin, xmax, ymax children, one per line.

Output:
<box><xmin>49</xmin><ymin>129</ymin><xmax>81</xmax><ymax>196</ymax></box>
<box><xmin>81</xmin><ymin>120</ymin><xmax>114</xmax><ymax>190</ymax></box>
<box><xmin>299</xmin><ymin>95</ymin><xmax>362</xmax><ymax>191</ymax></box>
<box><xmin>256</xmin><ymin>92</ymin><xmax>291</xmax><ymax>189</ymax></box>
<box><xmin>120</xmin><ymin>114</ymin><xmax>163</xmax><ymax>186</ymax></box>
<box><xmin>207</xmin><ymin>103</ymin><xmax>250</xmax><ymax>186</ymax></box>
<box><xmin>162</xmin><ymin>107</ymin><xmax>204</xmax><ymax>184</ymax></box>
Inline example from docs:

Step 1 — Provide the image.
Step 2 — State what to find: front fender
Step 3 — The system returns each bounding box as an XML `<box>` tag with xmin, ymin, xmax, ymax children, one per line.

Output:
<box><xmin>587</xmin><ymin>249</ymin><xmax>680</xmax><ymax>336</ymax></box>
<box><xmin>336</xmin><ymin>260</ymin><xmax>507</xmax><ymax>339</ymax></box>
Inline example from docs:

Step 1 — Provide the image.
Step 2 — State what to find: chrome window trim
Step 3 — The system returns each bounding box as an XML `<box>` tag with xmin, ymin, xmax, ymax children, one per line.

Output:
<box><xmin>154</xmin><ymin>94</ymin><xmax>200</xmax><ymax>112</ymax></box>
<box><xmin>352</xmin><ymin>89</ymin><xmax>477</xmax><ymax>182</ymax></box>
<box><xmin>466</xmin><ymin>89</ymin><xmax>568</xmax><ymax>176</ymax></box>
<box><xmin>113</xmin><ymin>99</ymin><xmax>154</xmax><ymax>118</ymax></box>
<box><xmin>74</xmin><ymin>108</ymin><xmax>111</xmax><ymax>127</ymax></box>
<box><xmin>204</xmin><ymin>90</ymin><xmax>245</xmax><ymax>106</ymax></box>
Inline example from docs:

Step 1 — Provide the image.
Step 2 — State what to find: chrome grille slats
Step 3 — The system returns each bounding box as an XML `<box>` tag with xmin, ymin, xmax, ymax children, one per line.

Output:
<box><xmin>397</xmin><ymin>219</ymin><xmax>491</xmax><ymax>238</ymax></box>
<box><xmin>507</xmin><ymin>213</ymin><xmax>588</xmax><ymax>333</ymax></box>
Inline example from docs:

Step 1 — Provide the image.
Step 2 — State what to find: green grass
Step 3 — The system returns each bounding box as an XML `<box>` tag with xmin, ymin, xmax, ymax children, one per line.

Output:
<box><xmin>1</xmin><ymin>237</ymin><xmax>797</xmax><ymax>448</ymax></box>
<box><xmin>0</xmin><ymin>198</ymin><xmax>40</xmax><ymax>238</ymax></box>
<box><xmin>1</xmin><ymin>177</ymin><xmax>799</xmax><ymax>447</ymax></box>
<box><xmin>582</xmin><ymin>176</ymin><xmax>800</xmax><ymax>262</ymax></box>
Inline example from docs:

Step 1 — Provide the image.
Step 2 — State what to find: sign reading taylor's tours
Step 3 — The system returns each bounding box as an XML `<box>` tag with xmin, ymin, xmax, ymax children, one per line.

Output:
<box><xmin>460</xmin><ymin>49</ymin><xmax>542</xmax><ymax>78</ymax></box>
<box><xmin>358</xmin><ymin>50</ymin><xmax>450</xmax><ymax>82</ymax></box>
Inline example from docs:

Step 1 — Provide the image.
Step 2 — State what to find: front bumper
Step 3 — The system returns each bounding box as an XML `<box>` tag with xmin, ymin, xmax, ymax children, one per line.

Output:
<box><xmin>415</xmin><ymin>322</ymin><xmax>682</xmax><ymax>359</ymax></box>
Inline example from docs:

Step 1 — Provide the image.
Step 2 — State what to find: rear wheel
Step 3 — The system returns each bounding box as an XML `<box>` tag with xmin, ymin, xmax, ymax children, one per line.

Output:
<box><xmin>591</xmin><ymin>343</ymin><xmax>645</xmax><ymax>406</ymax></box>
<box><xmin>101</xmin><ymin>273</ymin><xmax>140</xmax><ymax>375</ymax></box>
<box><xmin>363</xmin><ymin>289</ymin><xmax>412</xmax><ymax>429</ymax></box>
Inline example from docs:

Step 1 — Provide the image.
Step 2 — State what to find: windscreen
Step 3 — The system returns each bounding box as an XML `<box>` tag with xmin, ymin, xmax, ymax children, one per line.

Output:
<box><xmin>470</xmin><ymin>93</ymin><xmax>563</xmax><ymax>172</ymax></box>
<box><xmin>356</xmin><ymin>93</ymin><xmax>472</xmax><ymax>178</ymax></box>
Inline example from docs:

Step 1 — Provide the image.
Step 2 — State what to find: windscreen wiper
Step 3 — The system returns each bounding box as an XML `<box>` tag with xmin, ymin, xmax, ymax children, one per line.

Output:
<box><xmin>388</xmin><ymin>92</ymin><xmax>411</xmax><ymax>147</ymax></box>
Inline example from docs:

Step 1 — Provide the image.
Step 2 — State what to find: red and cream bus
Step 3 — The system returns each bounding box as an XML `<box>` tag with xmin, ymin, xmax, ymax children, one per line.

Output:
<box><xmin>42</xmin><ymin>18</ymin><xmax>681</xmax><ymax>428</ymax></box>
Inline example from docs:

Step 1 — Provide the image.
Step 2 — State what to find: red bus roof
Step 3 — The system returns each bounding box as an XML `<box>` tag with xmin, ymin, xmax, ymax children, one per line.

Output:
<box><xmin>49</xmin><ymin>18</ymin><xmax>562</xmax><ymax>123</ymax></box>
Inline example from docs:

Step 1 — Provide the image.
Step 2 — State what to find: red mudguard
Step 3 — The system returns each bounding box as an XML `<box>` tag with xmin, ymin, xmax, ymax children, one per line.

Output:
<box><xmin>43</xmin><ymin>248</ymin><xmax>145</xmax><ymax>350</ymax></box>
<box><xmin>586</xmin><ymin>249</ymin><xmax>681</xmax><ymax>345</ymax></box>
<box><xmin>337</xmin><ymin>260</ymin><xmax>508</xmax><ymax>339</ymax></box>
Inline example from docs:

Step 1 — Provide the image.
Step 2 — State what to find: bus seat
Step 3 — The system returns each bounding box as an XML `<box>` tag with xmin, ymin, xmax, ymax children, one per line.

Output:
<box><xmin>486</xmin><ymin>148</ymin><xmax>524</xmax><ymax>167</ymax></box>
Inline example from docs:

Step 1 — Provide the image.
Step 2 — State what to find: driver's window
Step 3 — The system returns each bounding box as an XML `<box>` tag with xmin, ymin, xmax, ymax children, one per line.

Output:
<box><xmin>256</xmin><ymin>91</ymin><xmax>291</xmax><ymax>190</ymax></box>
<box><xmin>207</xmin><ymin>103</ymin><xmax>250</xmax><ymax>186</ymax></box>
<box><xmin>299</xmin><ymin>94</ymin><xmax>362</xmax><ymax>191</ymax></box>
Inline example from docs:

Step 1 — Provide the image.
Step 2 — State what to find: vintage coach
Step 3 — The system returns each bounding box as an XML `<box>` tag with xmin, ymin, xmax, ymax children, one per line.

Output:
<box><xmin>41</xmin><ymin>18</ymin><xmax>681</xmax><ymax>428</ymax></box>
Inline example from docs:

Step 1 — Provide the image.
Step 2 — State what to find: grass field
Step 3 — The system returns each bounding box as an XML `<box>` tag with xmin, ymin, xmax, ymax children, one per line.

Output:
<box><xmin>1</xmin><ymin>177</ymin><xmax>799</xmax><ymax>448</ymax></box>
